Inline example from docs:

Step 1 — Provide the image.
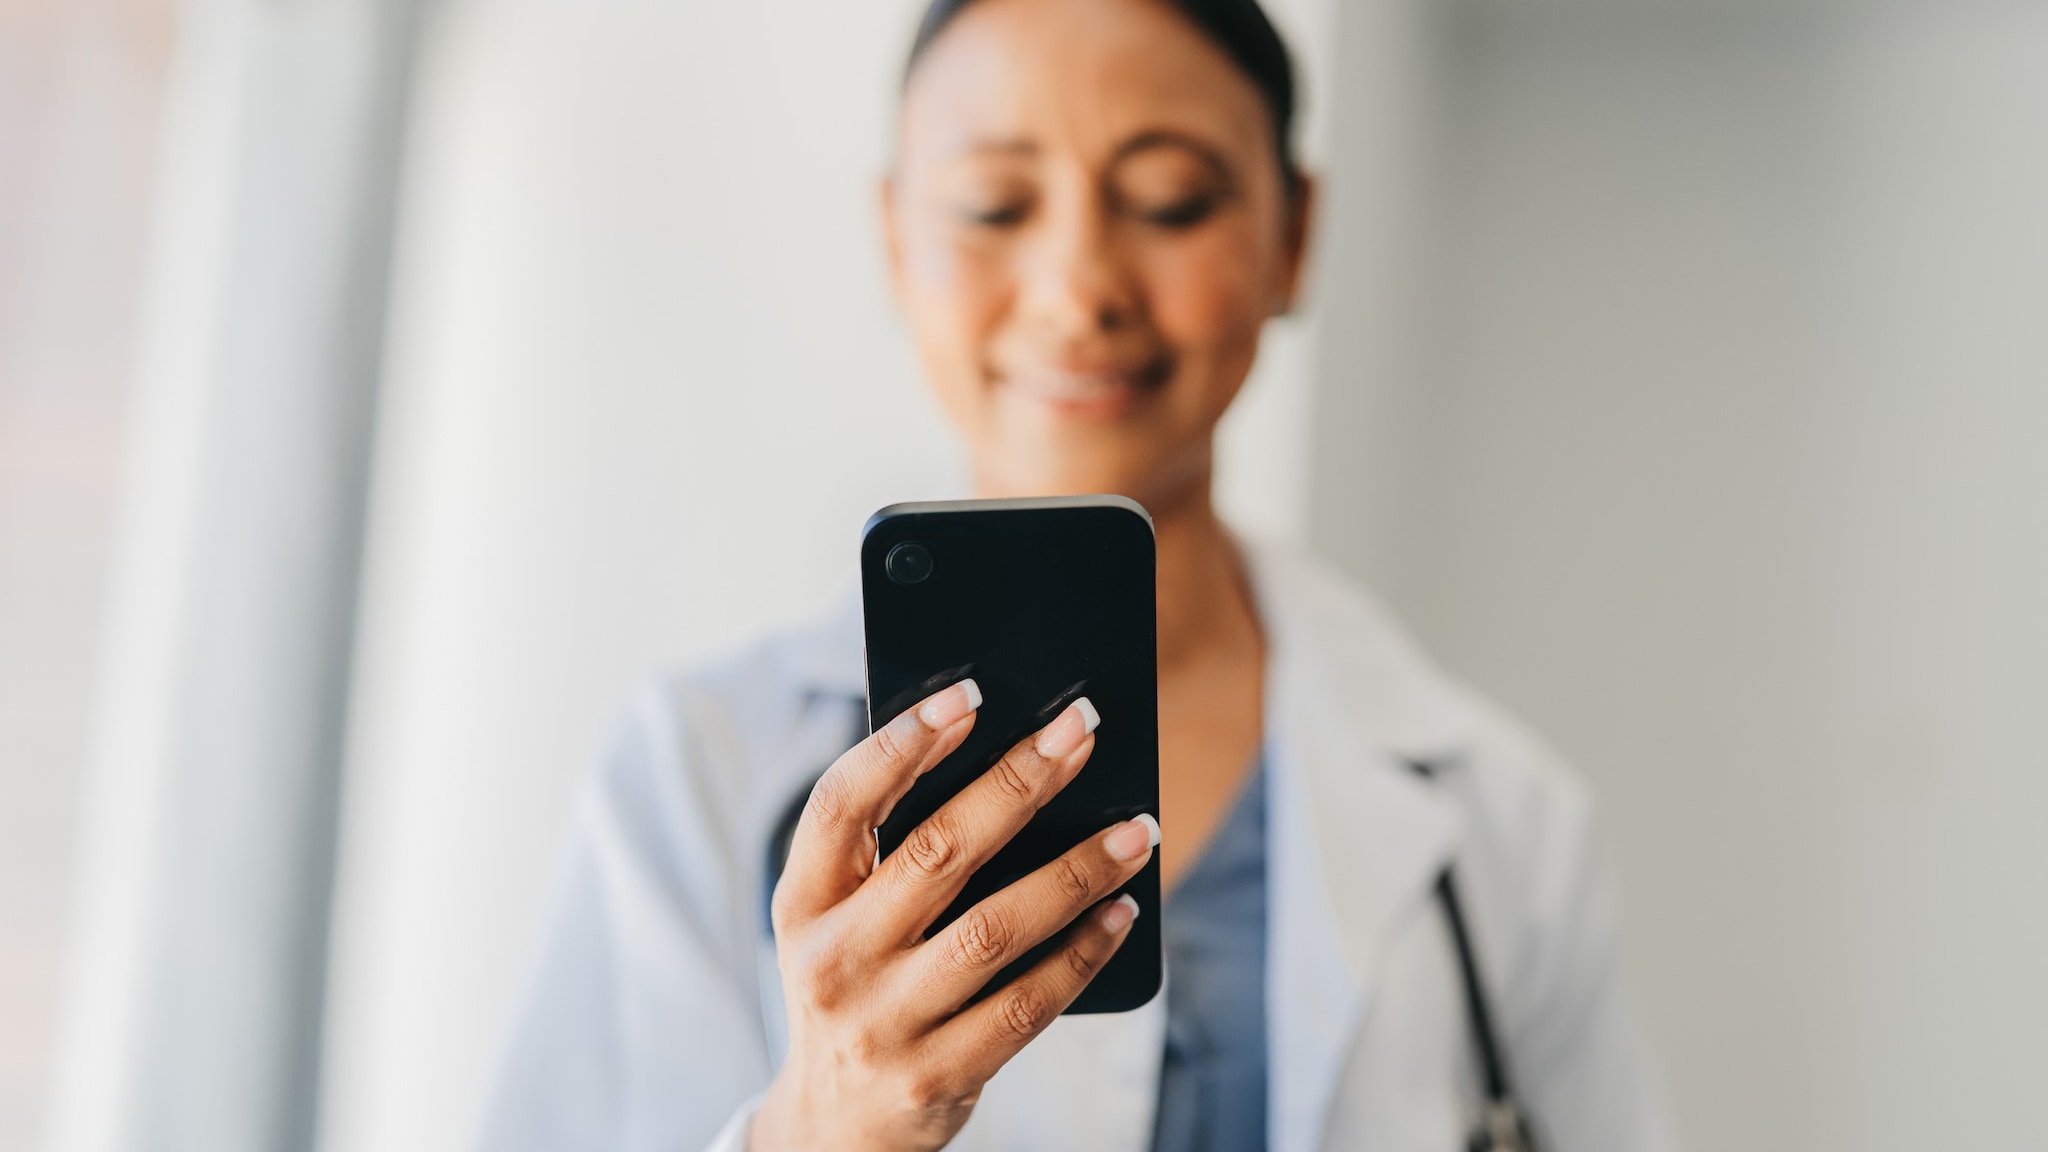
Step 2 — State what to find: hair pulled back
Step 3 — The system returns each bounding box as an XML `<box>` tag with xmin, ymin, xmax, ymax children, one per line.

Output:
<box><xmin>903</xmin><ymin>0</ymin><xmax>1302</xmax><ymax>189</ymax></box>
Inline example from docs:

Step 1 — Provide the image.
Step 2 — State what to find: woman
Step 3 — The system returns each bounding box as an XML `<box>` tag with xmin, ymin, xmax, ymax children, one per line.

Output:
<box><xmin>476</xmin><ymin>0</ymin><xmax>1675</xmax><ymax>1149</ymax></box>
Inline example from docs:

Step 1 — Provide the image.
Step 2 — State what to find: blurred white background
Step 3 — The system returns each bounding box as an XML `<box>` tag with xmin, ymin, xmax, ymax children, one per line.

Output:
<box><xmin>3</xmin><ymin>0</ymin><xmax>2045</xmax><ymax>1151</ymax></box>
<box><xmin>0</xmin><ymin>1</ymin><xmax>175</xmax><ymax>1148</ymax></box>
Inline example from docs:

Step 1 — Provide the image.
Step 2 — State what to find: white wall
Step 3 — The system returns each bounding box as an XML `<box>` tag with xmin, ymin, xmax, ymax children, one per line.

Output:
<box><xmin>0</xmin><ymin>2</ymin><xmax>171</xmax><ymax>1146</ymax></box>
<box><xmin>44</xmin><ymin>0</ymin><xmax>419</xmax><ymax>1147</ymax></box>
<box><xmin>1310</xmin><ymin>3</ymin><xmax>2048</xmax><ymax>1149</ymax></box>
<box><xmin>315</xmin><ymin>1</ymin><xmax>1332</xmax><ymax>1148</ymax></box>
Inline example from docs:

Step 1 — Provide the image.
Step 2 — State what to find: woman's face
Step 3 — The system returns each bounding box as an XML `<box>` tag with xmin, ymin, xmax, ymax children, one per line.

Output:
<box><xmin>886</xmin><ymin>0</ymin><xmax>1310</xmax><ymax>510</ymax></box>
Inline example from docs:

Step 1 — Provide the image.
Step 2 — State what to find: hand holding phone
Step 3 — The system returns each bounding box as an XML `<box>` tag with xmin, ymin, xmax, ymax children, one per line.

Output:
<box><xmin>751</xmin><ymin>496</ymin><xmax>1163</xmax><ymax>1152</ymax></box>
<box><xmin>755</xmin><ymin>682</ymin><xmax>1157</xmax><ymax>1152</ymax></box>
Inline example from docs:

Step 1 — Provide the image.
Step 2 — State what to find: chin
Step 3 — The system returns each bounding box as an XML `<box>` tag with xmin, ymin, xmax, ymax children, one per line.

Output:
<box><xmin>981</xmin><ymin>441</ymin><xmax>1174</xmax><ymax>505</ymax></box>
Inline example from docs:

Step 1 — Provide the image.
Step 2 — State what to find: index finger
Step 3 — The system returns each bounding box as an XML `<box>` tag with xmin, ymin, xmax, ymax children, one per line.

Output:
<box><xmin>772</xmin><ymin>678</ymin><xmax>982</xmax><ymax>927</ymax></box>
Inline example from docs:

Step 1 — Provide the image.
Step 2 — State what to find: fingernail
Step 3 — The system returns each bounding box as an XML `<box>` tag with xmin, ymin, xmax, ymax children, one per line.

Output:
<box><xmin>1099</xmin><ymin>893</ymin><xmax>1140</xmax><ymax>932</ymax></box>
<box><xmin>1106</xmin><ymin>813</ymin><xmax>1161</xmax><ymax>862</ymax></box>
<box><xmin>918</xmin><ymin>678</ymin><xmax>982</xmax><ymax>729</ymax></box>
<box><xmin>1034</xmin><ymin>696</ymin><xmax>1099</xmax><ymax>758</ymax></box>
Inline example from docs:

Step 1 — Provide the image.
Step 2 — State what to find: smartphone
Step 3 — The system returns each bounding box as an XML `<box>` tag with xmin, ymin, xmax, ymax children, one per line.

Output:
<box><xmin>861</xmin><ymin>495</ymin><xmax>1161</xmax><ymax>1014</ymax></box>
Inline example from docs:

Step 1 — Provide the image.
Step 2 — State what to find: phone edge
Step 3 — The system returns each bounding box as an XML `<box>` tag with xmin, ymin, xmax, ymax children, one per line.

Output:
<box><xmin>861</xmin><ymin>494</ymin><xmax>1154</xmax><ymax>543</ymax></box>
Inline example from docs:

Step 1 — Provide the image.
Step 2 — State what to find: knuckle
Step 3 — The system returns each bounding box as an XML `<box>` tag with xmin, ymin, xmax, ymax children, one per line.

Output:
<box><xmin>847</xmin><ymin>1028</ymin><xmax>886</xmax><ymax>1067</ymax></box>
<box><xmin>1062</xmin><ymin>938</ymin><xmax>1104</xmax><ymax>983</ymax></box>
<box><xmin>900</xmin><ymin>819</ymin><xmax>960</xmax><ymax>880</ymax></box>
<box><xmin>805</xmin><ymin>774</ymin><xmax>854</xmax><ymax>831</ymax></box>
<box><xmin>902</xmin><ymin>1070</ymin><xmax>967</xmax><ymax>1115</ymax></box>
<box><xmin>899</xmin><ymin>1069</ymin><xmax>940</xmax><ymax>1110</ymax></box>
<box><xmin>790</xmin><ymin>944</ymin><xmax>849</xmax><ymax>1012</ymax></box>
<box><xmin>870</xmin><ymin>720</ymin><xmax>912</xmax><ymax>767</ymax></box>
<box><xmin>947</xmin><ymin>907</ymin><xmax>1014</xmax><ymax>971</ymax></box>
<box><xmin>790</xmin><ymin>967</ymin><xmax>839</xmax><ymax>1015</ymax></box>
<box><xmin>1050</xmin><ymin>855</ymin><xmax>1096</xmax><ymax>905</ymax></box>
<box><xmin>990</xmin><ymin>982</ymin><xmax>1053</xmax><ymax>1042</ymax></box>
<box><xmin>984</xmin><ymin>754</ymin><xmax>1038</xmax><ymax>804</ymax></box>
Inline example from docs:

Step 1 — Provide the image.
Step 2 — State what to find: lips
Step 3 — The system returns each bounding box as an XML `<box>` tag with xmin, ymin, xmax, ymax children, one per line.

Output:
<box><xmin>996</xmin><ymin>358</ymin><xmax>1171</xmax><ymax>418</ymax></box>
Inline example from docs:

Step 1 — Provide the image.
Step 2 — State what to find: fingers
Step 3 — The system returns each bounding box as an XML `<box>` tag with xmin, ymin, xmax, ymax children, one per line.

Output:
<box><xmin>921</xmin><ymin>890</ymin><xmax>1141</xmax><ymax>1090</ymax></box>
<box><xmin>773</xmin><ymin>679</ymin><xmax>982</xmax><ymax>927</ymax></box>
<box><xmin>861</xmin><ymin>698</ymin><xmax>1103</xmax><ymax>942</ymax></box>
<box><xmin>910</xmin><ymin>811</ymin><xmax>1158</xmax><ymax>1010</ymax></box>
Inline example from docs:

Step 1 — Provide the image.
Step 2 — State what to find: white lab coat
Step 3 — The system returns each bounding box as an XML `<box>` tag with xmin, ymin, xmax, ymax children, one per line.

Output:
<box><xmin>474</xmin><ymin>539</ymin><xmax>1678</xmax><ymax>1152</ymax></box>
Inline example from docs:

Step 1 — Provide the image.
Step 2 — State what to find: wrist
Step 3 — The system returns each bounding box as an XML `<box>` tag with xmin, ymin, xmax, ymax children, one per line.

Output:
<box><xmin>745</xmin><ymin>1079</ymin><xmax>793</xmax><ymax>1152</ymax></box>
<box><xmin>747</xmin><ymin>1076</ymin><xmax>829</xmax><ymax>1152</ymax></box>
<box><xmin>749</xmin><ymin>1074</ymin><xmax>905</xmax><ymax>1152</ymax></box>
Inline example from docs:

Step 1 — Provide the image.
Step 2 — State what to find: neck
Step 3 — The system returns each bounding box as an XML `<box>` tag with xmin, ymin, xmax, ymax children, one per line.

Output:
<box><xmin>1144</xmin><ymin>480</ymin><xmax>1262</xmax><ymax>674</ymax></box>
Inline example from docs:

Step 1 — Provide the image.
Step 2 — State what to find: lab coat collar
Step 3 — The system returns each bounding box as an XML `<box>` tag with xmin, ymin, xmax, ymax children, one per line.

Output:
<box><xmin>778</xmin><ymin>536</ymin><xmax>1472</xmax><ymax>1152</ymax></box>
<box><xmin>1242</xmin><ymin>538</ymin><xmax>1466</xmax><ymax>1152</ymax></box>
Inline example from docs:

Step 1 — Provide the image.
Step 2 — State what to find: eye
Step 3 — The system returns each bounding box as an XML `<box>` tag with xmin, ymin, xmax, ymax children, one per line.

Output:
<box><xmin>1111</xmin><ymin>145</ymin><xmax>1234</xmax><ymax>231</ymax></box>
<box><xmin>959</xmin><ymin>200</ymin><xmax>1031</xmax><ymax>228</ymax></box>
<box><xmin>1136</xmin><ymin>195</ymin><xmax>1218</xmax><ymax>229</ymax></box>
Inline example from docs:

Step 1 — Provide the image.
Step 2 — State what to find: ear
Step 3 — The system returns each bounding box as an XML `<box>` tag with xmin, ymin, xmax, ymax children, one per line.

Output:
<box><xmin>881</xmin><ymin>173</ymin><xmax>908</xmax><ymax>306</ymax></box>
<box><xmin>1273</xmin><ymin>170</ymin><xmax>1317</xmax><ymax>316</ymax></box>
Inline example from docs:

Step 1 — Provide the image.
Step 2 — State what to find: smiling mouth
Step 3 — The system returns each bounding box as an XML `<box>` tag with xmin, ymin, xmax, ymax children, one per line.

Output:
<box><xmin>996</xmin><ymin>359</ymin><xmax>1173</xmax><ymax>417</ymax></box>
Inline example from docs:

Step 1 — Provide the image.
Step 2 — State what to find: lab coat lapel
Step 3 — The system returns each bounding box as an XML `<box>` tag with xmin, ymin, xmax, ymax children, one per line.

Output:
<box><xmin>1249</xmin><ymin>542</ymin><xmax>1463</xmax><ymax>1152</ymax></box>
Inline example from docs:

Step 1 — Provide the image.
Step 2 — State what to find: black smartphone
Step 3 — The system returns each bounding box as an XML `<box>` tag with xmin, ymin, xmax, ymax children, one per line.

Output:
<box><xmin>861</xmin><ymin>495</ymin><xmax>1161</xmax><ymax>1014</ymax></box>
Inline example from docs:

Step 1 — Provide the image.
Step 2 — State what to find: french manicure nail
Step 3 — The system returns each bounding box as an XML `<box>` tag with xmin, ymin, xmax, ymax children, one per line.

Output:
<box><xmin>1034</xmin><ymin>696</ymin><xmax>1099</xmax><ymax>758</ymax></box>
<box><xmin>1135</xmin><ymin>812</ymin><xmax>1160</xmax><ymax>847</ymax></box>
<box><xmin>1107</xmin><ymin>813</ymin><xmax>1162</xmax><ymax>861</ymax></box>
<box><xmin>1099</xmin><ymin>893</ymin><xmax>1141</xmax><ymax>932</ymax></box>
<box><xmin>918</xmin><ymin>678</ymin><xmax>982</xmax><ymax>729</ymax></box>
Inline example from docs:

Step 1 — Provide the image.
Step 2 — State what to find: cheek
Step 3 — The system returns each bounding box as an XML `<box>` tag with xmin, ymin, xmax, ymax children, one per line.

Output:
<box><xmin>1141</xmin><ymin>224</ymin><xmax>1273</xmax><ymax>391</ymax></box>
<box><xmin>900</xmin><ymin>228</ymin><xmax>1011</xmax><ymax>415</ymax></box>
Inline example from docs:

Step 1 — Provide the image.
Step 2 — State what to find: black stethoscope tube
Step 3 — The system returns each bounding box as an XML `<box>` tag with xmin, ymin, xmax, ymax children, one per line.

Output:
<box><xmin>1404</xmin><ymin>759</ymin><xmax>1543</xmax><ymax>1152</ymax></box>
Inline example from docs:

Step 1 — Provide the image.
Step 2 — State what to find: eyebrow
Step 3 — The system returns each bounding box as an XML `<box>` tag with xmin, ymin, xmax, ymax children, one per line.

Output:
<box><xmin>951</xmin><ymin>129</ymin><xmax>1236</xmax><ymax>177</ymax></box>
<box><xmin>1109</xmin><ymin>129</ymin><xmax>1235</xmax><ymax>180</ymax></box>
<box><xmin>957</xmin><ymin>137</ymin><xmax>1039</xmax><ymax>158</ymax></box>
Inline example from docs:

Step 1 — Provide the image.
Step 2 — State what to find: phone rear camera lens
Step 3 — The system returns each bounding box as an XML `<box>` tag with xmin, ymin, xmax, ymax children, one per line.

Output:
<box><xmin>885</xmin><ymin>542</ymin><xmax>933</xmax><ymax>585</ymax></box>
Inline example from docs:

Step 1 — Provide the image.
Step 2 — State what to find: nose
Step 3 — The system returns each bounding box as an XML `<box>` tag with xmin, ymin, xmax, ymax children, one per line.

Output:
<box><xmin>1018</xmin><ymin>192</ymin><xmax>1141</xmax><ymax>339</ymax></box>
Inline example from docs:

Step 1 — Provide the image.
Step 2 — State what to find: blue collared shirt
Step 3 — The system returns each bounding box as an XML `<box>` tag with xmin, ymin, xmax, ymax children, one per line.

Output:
<box><xmin>1152</xmin><ymin>762</ymin><xmax>1268</xmax><ymax>1152</ymax></box>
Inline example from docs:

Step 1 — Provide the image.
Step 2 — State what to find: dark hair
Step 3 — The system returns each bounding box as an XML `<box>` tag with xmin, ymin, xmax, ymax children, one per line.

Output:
<box><xmin>903</xmin><ymin>0</ymin><xmax>1301</xmax><ymax>190</ymax></box>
